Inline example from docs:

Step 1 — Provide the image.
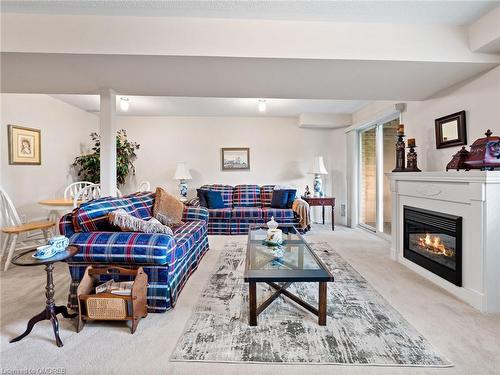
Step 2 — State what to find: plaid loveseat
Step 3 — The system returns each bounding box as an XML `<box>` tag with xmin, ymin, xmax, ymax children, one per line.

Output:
<box><xmin>192</xmin><ymin>184</ymin><xmax>300</xmax><ymax>235</ymax></box>
<box><xmin>59</xmin><ymin>192</ymin><xmax>209</xmax><ymax>313</ymax></box>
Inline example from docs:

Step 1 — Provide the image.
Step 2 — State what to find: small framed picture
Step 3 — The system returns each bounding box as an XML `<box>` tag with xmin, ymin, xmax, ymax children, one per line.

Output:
<box><xmin>8</xmin><ymin>125</ymin><xmax>41</xmax><ymax>165</ymax></box>
<box><xmin>221</xmin><ymin>148</ymin><xmax>250</xmax><ymax>171</ymax></box>
<box><xmin>435</xmin><ymin>111</ymin><xmax>467</xmax><ymax>149</ymax></box>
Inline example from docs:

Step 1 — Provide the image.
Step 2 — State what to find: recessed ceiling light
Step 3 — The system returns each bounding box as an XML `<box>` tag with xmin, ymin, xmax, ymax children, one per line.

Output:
<box><xmin>120</xmin><ymin>97</ymin><xmax>130</xmax><ymax>111</ymax></box>
<box><xmin>258</xmin><ymin>99</ymin><xmax>267</xmax><ymax>113</ymax></box>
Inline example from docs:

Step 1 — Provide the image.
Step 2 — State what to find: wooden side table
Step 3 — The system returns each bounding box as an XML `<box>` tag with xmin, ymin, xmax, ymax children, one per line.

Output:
<box><xmin>302</xmin><ymin>196</ymin><xmax>336</xmax><ymax>230</ymax></box>
<box><xmin>10</xmin><ymin>246</ymin><xmax>79</xmax><ymax>347</ymax></box>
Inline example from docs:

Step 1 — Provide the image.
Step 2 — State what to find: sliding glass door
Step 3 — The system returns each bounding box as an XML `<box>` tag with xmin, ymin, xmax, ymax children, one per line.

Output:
<box><xmin>358</xmin><ymin>116</ymin><xmax>399</xmax><ymax>235</ymax></box>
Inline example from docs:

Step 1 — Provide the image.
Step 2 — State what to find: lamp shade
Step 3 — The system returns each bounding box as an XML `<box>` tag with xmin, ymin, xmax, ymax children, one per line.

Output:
<box><xmin>173</xmin><ymin>162</ymin><xmax>192</xmax><ymax>180</ymax></box>
<box><xmin>311</xmin><ymin>156</ymin><xmax>328</xmax><ymax>175</ymax></box>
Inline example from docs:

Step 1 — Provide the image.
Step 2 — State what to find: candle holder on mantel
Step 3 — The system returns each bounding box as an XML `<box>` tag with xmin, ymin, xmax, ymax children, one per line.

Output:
<box><xmin>392</xmin><ymin>126</ymin><xmax>406</xmax><ymax>172</ymax></box>
<box><xmin>406</xmin><ymin>145</ymin><xmax>421</xmax><ymax>172</ymax></box>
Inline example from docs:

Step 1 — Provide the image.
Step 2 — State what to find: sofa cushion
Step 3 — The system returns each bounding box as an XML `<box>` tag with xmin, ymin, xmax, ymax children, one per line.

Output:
<box><xmin>231</xmin><ymin>207</ymin><xmax>263</xmax><ymax>219</ymax></box>
<box><xmin>208</xmin><ymin>208</ymin><xmax>232</xmax><ymax>219</ymax></box>
<box><xmin>232</xmin><ymin>185</ymin><xmax>261</xmax><ymax>207</ymax></box>
<box><xmin>200</xmin><ymin>184</ymin><xmax>233</xmax><ymax>208</ymax></box>
<box><xmin>270</xmin><ymin>190</ymin><xmax>289</xmax><ymax>209</ymax></box>
<box><xmin>153</xmin><ymin>187</ymin><xmax>185</xmax><ymax>226</ymax></box>
<box><xmin>73</xmin><ymin>192</ymin><xmax>154</xmax><ymax>232</ymax></box>
<box><xmin>108</xmin><ymin>209</ymin><xmax>174</xmax><ymax>235</ymax></box>
<box><xmin>260</xmin><ymin>185</ymin><xmax>275</xmax><ymax>208</ymax></box>
<box><xmin>205</xmin><ymin>190</ymin><xmax>226</xmax><ymax>209</ymax></box>
<box><xmin>67</xmin><ymin>231</ymin><xmax>175</xmax><ymax>265</ymax></box>
<box><xmin>196</xmin><ymin>189</ymin><xmax>208</xmax><ymax>207</ymax></box>
<box><xmin>262</xmin><ymin>208</ymin><xmax>295</xmax><ymax>221</ymax></box>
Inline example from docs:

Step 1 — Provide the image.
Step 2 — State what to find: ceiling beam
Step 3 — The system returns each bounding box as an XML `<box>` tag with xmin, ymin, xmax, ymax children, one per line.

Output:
<box><xmin>468</xmin><ymin>5</ymin><xmax>500</xmax><ymax>54</ymax></box>
<box><xmin>2</xmin><ymin>13</ymin><xmax>499</xmax><ymax>64</ymax></box>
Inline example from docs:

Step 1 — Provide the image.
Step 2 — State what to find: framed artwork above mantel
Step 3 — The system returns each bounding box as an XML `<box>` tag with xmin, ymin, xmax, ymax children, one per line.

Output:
<box><xmin>221</xmin><ymin>148</ymin><xmax>250</xmax><ymax>171</ymax></box>
<box><xmin>435</xmin><ymin>111</ymin><xmax>467</xmax><ymax>149</ymax></box>
<box><xmin>8</xmin><ymin>125</ymin><xmax>41</xmax><ymax>165</ymax></box>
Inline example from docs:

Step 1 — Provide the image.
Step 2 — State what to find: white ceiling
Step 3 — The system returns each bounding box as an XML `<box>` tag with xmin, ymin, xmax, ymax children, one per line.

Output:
<box><xmin>50</xmin><ymin>95</ymin><xmax>368</xmax><ymax>117</ymax></box>
<box><xmin>2</xmin><ymin>1</ymin><xmax>499</xmax><ymax>25</ymax></box>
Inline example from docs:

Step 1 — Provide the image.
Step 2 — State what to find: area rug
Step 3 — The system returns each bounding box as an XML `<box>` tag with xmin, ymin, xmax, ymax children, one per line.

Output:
<box><xmin>170</xmin><ymin>241</ymin><xmax>452</xmax><ymax>367</ymax></box>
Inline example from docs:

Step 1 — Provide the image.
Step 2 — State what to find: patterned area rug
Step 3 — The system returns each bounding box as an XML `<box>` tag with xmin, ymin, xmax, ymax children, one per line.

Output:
<box><xmin>171</xmin><ymin>241</ymin><xmax>452</xmax><ymax>366</ymax></box>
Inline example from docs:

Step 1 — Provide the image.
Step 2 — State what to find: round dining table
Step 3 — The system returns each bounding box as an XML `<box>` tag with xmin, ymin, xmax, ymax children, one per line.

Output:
<box><xmin>38</xmin><ymin>199</ymin><xmax>81</xmax><ymax>225</ymax></box>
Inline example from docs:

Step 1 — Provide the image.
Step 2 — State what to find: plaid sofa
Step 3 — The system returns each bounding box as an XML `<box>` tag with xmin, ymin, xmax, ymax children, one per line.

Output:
<box><xmin>59</xmin><ymin>192</ymin><xmax>209</xmax><ymax>313</ymax></box>
<box><xmin>192</xmin><ymin>184</ymin><xmax>299</xmax><ymax>235</ymax></box>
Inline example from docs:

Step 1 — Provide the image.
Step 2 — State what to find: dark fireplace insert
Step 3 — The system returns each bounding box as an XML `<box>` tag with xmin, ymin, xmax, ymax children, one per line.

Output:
<box><xmin>403</xmin><ymin>206</ymin><xmax>462</xmax><ymax>286</ymax></box>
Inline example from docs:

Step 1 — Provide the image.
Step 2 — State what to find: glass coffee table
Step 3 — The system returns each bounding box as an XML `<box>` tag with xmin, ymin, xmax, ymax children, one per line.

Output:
<box><xmin>244</xmin><ymin>224</ymin><xmax>334</xmax><ymax>326</ymax></box>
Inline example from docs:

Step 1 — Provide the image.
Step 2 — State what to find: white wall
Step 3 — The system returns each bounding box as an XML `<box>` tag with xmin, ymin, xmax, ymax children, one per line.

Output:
<box><xmin>118</xmin><ymin>116</ymin><xmax>347</xmax><ymax>225</ymax></box>
<box><xmin>347</xmin><ymin>66</ymin><xmax>500</xmax><ymax>227</ymax></box>
<box><xmin>1</xmin><ymin>94</ymin><xmax>98</xmax><ymax>221</ymax></box>
<box><xmin>352</xmin><ymin>66</ymin><xmax>500</xmax><ymax>172</ymax></box>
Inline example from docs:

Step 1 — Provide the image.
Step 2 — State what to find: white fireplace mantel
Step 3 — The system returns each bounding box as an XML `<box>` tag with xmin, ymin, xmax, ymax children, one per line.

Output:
<box><xmin>386</xmin><ymin>171</ymin><xmax>500</xmax><ymax>313</ymax></box>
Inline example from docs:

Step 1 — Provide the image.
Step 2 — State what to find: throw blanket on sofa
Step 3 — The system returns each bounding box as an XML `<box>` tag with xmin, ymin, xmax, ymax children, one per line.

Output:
<box><xmin>292</xmin><ymin>198</ymin><xmax>311</xmax><ymax>231</ymax></box>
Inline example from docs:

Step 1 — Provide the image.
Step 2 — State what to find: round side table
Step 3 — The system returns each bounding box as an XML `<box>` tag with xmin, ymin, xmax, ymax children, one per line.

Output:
<box><xmin>10</xmin><ymin>246</ymin><xmax>79</xmax><ymax>347</ymax></box>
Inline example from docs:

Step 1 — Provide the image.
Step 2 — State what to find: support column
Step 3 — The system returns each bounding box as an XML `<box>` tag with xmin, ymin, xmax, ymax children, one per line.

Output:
<box><xmin>99</xmin><ymin>88</ymin><xmax>117</xmax><ymax>197</ymax></box>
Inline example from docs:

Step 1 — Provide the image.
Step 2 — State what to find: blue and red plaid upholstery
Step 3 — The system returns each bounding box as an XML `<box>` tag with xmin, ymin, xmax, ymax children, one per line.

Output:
<box><xmin>197</xmin><ymin>184</ymin><xmax>301</xmax><ymax>235</ymax></box>
<box><xmin>262</xmin><ymin>208</ymin><xmax>295</xmax><ymax>221</ymax></box>
<box><xmin>207</xmin><ymin>220</ymin><xmax>231</xmax><ymax>235</ymax></box>
<box><xmin>232</xmin><ymin>185</ymin><xmax>261</xmax><ymax>207</ymax></box>
<box><xmin>231</xmin><ymin>207</ymin><xmax>262</xmax><ymax>220</ymax></box>
<box><xmin>200</xmin><ymin>184</ymin><xmax>233</xmax><ymax>208</ymax></box>
<box><xmin>73</xmin><ymin>192</ymin><xmax>154</xmax><ymax>232</ymax></box>
<box><xmin>230</xmin><ymin>220</ymin><xmax>259</xmax><ymax>235</ymax></box>
<box><xmin>260</xmin><ymin>185</ymin><xmax>276</xmax><ymax>208</ymax></box>
<box><xmin>61</xmin><ymin>193</ymin><xmax>209</xmax><ymax>313</ymax></box>
<box><xmin>59</xmin><ymin>212</ymin><xmax>76</xmax><ymax>237</ymax></box>
<box><xmin>208</xmin><ymin>208</ymin><xmax>232</xmax><ymax>219</ymax></box>
<box><xmin>66</xmin><ymin>232</ymin><xmax>176</xmax><ymax>265</ymax></box>
<box><xmin>182</xmin><ymin>206</ymin><xmax>208</xmax><ymax>223</ymax></box>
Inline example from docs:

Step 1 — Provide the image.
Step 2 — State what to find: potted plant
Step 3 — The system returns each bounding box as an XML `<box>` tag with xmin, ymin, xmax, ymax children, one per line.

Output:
<box><xmin>73</xmin><ymin>130</ymin><xmax>140</xmax><ymax>186</ymax></box>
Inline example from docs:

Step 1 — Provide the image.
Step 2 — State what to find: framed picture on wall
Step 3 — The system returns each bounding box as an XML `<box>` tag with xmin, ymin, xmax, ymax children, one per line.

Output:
<box><xmin>8</xmin><ymin>125</ymin><xmax>41</xmax><ymax>165</ymax></box>
<box><xmin>221</xmin><ymin>148</ymin><xmax>250</xmax><ymax>171</ymax></box>
<box><xmin>435</xmin><ymin>111</ymin><xmax>467</xmax><ymax>149</ymax></box>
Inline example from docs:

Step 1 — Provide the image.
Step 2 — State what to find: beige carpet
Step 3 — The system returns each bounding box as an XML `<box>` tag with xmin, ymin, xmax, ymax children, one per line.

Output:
<box><xmin>1</xmin><ymin>226</ymin><xmax>499</xmax><ymax>375</ymax></box>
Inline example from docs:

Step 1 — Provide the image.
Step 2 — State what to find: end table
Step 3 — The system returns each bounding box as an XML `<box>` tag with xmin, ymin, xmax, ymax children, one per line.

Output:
<box><xmin>302</xmin><ymin>196</ymin><xmax>336</xmax><ymax>230</ymax></box>
<box><xmin>10</xmin><ymin>246</ymin><xmax>79</xmax><ymax>347</ymax></box>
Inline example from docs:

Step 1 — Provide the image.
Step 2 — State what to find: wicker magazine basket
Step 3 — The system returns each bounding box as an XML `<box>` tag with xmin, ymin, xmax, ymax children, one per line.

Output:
<box><xmin>76</xmin><ymin>266</ymin><xmax>148</xmax><ymax>334</ymax></box>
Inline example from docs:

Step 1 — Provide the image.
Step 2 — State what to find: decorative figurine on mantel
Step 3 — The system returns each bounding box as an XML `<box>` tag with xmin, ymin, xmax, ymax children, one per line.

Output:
<box><xmin>392</xmin><ymin>124</ymin><xmax>406</xmax><ymax>172</ymax></box>
<box><xmin>406</xmin><ymin>138</ymin><xmax>421</xmax><ymax>172</ymax></box>
<box><xmin>446</xmin><ymin>129</ymin><xmax>500</xmax><ymax>171</ymax></box>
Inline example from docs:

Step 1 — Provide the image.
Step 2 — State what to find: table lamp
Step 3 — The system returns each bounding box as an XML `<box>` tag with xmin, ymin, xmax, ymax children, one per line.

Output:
<box><xmin>310</xmin><ymin>156</ymin><xmax>328</xmax><ymax>197</ymax></box>
<box><xmin>173</xmin><ymin>162</ymin><xmax>192</xmax><ymax>201</ymax></box>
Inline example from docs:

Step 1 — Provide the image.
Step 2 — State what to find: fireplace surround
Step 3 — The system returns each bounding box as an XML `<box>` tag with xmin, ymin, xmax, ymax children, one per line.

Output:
<box><xmin>403</xmin><ymin>206</ymin><xmax>462</xmax><ymax>286</ymax></box>
<box><xmin>387</xmin><ymin>171</ymin><xmax>500</xmax><ymax>313</ymax></box>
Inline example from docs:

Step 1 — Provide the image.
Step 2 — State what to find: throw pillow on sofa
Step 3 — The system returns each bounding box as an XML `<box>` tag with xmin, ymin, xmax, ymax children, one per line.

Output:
<box><xmin>205</xmin><ymin>190</ymin><xmax>226</xmax><ymax>209</ymax></box>
<box><xmin>285</xmin><ymin>189</ymin><xmax>297</xmax><ymax>208</ymax></box>
<box><xmin>197</xmin><ymin>189</ymin><xmax>209</xmax><ymax>208</ymax></box>
<box><xmin>271</xmin><ymin>190</ymin><xmax>289</xmax><ymax>209</ymax></box>
<box><xmin>153</xmin><ymin>187</ymin><xmax>185</xmax><ymax>226</ymax></box>
<box><xmin>108</xmin><ymin>209</ymin><xmax>173</xmax><ymax>235</ymax></box>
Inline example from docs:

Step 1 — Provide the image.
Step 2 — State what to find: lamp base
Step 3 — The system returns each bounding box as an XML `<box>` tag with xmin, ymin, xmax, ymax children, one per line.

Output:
<box><xmin>179</xmin><ymin>180</ymin><xmax>188</xmax><ymax>201</ymax></box>
<box><xmin>313</xmin><ymin>174</ymin><xmax>323</xmax><ymax>197</ymax></box>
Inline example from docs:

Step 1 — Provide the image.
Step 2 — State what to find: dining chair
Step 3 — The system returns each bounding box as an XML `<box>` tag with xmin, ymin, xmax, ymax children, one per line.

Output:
<box><xmin>137</xmin><ymin>181</ymin><xmax>151</xmax><ymax>192</ymax></box>
<box><xmin>64</xmin><ymin>181</ymin><xmax>94</xmax><ymax>200</ymax></box>
<box><xmin>1</xmin><ymin>187</ymin><xmax>54</xmax><ymax>271</ymax></box>
<box><xmin>73</xmin><ymin>184</ymin><xmax>123</xmax><ymax>208</ymax></box>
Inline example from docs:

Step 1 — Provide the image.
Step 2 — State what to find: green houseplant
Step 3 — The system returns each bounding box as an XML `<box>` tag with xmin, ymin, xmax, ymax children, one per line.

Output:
<box><xmin>72</xmin><ymin>129</ymin><xmax>140</xmax><ymax>186</ymax></box>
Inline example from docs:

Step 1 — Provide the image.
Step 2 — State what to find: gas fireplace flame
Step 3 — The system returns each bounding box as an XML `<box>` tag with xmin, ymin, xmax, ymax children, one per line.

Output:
<box><xmin>418</xmin><ymin>233</ymin><xmax>453</xmax><ymax>257</ymax></box>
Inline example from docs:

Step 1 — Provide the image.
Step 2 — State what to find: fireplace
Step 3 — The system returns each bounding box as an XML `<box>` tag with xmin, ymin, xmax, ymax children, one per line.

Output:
<box><xmin>403</xmin><ymin>206</ymin><xmax>462</xmax><ymax>286</ymax></box>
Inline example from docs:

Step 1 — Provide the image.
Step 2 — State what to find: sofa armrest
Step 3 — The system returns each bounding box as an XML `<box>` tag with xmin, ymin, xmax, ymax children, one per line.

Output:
<box><xmin>66</xmin><ymin>231</ymin><xmax>177</xmax><ymax>266</ymax></box>
<box><xmin>185</xmin><ymin>197</ymin><xmax>200</xmax><ymax>207</ymax></box>
<box><xmin>59</xmin><ymin>213</ymin><xmax>76</xmax><ymax>237</ymax></box>
<box><xmin>182</xmin><ymin>206</ymin><xmax>209</xmax><ymax>223</ymax></box>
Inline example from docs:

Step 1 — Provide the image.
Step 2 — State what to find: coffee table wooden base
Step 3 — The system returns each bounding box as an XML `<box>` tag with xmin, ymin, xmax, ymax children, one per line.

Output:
<box><xmin>248</xmin><ymin>281</ymin><xmax>327</xmax><ymax>326</ymax></box>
